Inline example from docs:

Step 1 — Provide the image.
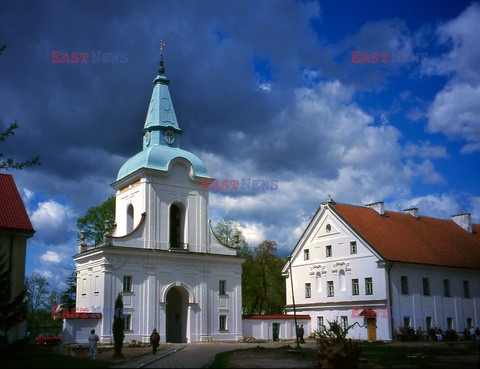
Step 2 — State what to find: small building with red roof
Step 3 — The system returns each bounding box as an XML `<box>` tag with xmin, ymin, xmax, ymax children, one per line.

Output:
<box><xmin>282</xmin><ymin>197</ymin><xmax>480</xmax><ymax>341</ymax></box>
<box><xmin>0</xmin><ymin>173</ymin><xmax>35</xmax><ymax>343</ymax></box>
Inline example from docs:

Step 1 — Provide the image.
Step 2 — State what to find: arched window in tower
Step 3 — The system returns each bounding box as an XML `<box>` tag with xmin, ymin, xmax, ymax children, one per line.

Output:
<box><xmin>127</xmin><ymin>204</ymin><xmax>134</xmax><ymax>233</ymax></box>
<box><xmin>169</xmin><ymin>203</ymin><xmax>184</xmax><ymax>248</ymax></box>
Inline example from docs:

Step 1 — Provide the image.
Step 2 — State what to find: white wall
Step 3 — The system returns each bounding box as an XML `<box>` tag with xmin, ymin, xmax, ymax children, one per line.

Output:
<box><xmin>242</xmin><ymin>318</ymin><xmax>311</xmax><ymax>340</ymax></box>
<box><xmin>390</xmin><ymin>263</ymin><xmax>480</xmax><ymax>333</ymax></box>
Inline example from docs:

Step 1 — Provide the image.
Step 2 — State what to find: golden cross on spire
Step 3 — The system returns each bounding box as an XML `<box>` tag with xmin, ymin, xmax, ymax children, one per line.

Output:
<box><xmin>157</xmin><ymin>39</ymin><xmax>166</xmax><ymax>56</ymax></box>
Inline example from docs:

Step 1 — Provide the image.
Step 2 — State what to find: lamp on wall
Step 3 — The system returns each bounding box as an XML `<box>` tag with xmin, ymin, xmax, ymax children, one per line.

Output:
<box><xmin>287</xmin><ymin>255</ymin><xmax>300</xmax><ymax>348</ymax></box>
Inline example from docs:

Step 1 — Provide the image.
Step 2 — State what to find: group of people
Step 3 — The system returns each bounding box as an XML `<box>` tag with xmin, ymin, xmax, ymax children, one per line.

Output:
<box><xmin>86</xmin><ymin>328</ymin><xmax>159</xmax><ymax>361</ymax></box>
<box><xmin>468</xmin><ymin>326</ymin><xmax>480</xmax><ymax>346</ymax></box>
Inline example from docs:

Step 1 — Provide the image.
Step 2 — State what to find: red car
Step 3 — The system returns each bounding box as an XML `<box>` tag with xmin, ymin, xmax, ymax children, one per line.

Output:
<box><xmin>36</xmin><ymin>332</ymin><xmax>62</xmax><ymax>345</ymax></box>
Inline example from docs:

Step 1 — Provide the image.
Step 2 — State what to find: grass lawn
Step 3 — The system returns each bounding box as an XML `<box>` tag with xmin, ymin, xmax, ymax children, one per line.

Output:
<box><xmin>208</xmin><ymin>341</ymin><xmax>479</xmax><ymax>368</ymax></box>
<box><xmin>1</xmin><ymin>345</ymin><xmax>119</xmax><ymax>368</ymax></box>
<box><xmin>359</xmin><ymin>341</ymin><xmax>478</xmax><ymax>368</ymax></box>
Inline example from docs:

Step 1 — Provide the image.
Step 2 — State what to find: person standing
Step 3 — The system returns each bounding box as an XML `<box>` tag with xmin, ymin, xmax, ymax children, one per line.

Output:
<box><xmin>88</xmin><ymin>329</ymin><xmax>100</xmax><ymax>360</ymax></box>
<box><xmin>150</xmin><ymin>328</ymin><xmax>160</xmax><ymax>355</ymax></box>
<box><xmin>299</xmin><ymin>324</ymin><xmax>305</xmax><ymax>343</ymax></box>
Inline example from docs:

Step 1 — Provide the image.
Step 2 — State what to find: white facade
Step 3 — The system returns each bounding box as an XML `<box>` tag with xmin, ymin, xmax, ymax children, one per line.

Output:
<box><xmin>242</xmin><ymin>315</ymin><xmax>311</xmax><ymax>341</ymax></box>
<box><xmin>66</xmin><ymin>61</ymin><xmax>243</xmax><ymax>344</ymax></box>
<box><xmin>283</xmin><ymin>200</ymin><xmax>480</xmax><ymax>341</ymax></box>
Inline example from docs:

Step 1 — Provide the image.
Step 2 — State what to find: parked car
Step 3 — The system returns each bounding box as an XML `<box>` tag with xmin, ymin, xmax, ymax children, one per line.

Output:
<box><xmin>35</xmin><ymin>332</ymin><xmax>62</xmax><ymax>345</ymax></box>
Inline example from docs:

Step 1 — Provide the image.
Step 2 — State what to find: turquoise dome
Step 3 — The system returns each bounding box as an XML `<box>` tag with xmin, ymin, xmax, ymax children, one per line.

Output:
<box><xmin>117</xmin><ymin>145</ymin><xmax>210</xmax><ymax>181</ymax></box>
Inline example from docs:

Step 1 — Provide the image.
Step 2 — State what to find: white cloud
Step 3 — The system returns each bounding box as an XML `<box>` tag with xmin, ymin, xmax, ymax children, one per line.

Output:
<box><xmin>30</xmin><ymin>199</ymin><xmax>78</xmax><ymax>245</ymax></box>
<box><xmin>403</xmin><ymin>142</ymin><xmax>449</xmax><ymax>159</ymax></box>
<box><xmin>421</xmin><ymin>3</ymin><xmax>480</xmax><ymax>151</ymax></box>
<box><xmin>391</xmin><ymin>193</ymin><xmax>475</xmax><ymax>221</ymax></box>
<box><xmin>31</xmin><ymin>200</ymin><xmax>76</xmax><ymax>230</ymax></box>
<box><xmin>40</xmin><ymin>250</ymin><xmax>61</xmax><ymax>263</ymax></box>
<box><xmin>427</xmin><ymin>82</ymin><xmax>480</xmax><ymax>143</ymax></box>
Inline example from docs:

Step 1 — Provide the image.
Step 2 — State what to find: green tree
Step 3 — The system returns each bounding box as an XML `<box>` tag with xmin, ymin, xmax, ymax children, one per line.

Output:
<box><xmin>213</xmin><ymin>219</ymin><xmax>286</xmax><ymax>315</ymax></box>
<box><xmin>112</xmin><ymin>293</ymin><xmax>124</xmax><ymax>358</ymax></box>
<box><xmin>0</xmin><ymin>252</ymin><xmax>27</xmax><ymax>347</ymax></box>
<box><xmin>77</xmin><ymin>196</ymin><xmax>115</xmax><ymax>245</ymax></box>
<box><xmin>214</xmin><ymin>217</ymin><xmax>249</xmax><ymax>255</ymax></box>
<box><xmin>253</xmin><ymin>240</ymin><xmax>285</xmax><ymax>314</ymax></box>
<box><xmin>60</xmin><ymin>272</ymin><xmax>76</xmax><ymax>310</ymax></box>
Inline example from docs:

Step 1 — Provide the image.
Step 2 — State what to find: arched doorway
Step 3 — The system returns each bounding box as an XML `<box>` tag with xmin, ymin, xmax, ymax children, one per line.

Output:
<box><xmin>165</xmin><ymin>286</ymin><xmax>188</xmax><ymax>343</ymax></box>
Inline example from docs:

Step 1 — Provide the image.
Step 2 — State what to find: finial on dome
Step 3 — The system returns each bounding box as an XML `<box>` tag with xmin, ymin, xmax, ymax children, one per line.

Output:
<box><xmin>157</xmin><ymin>39</ymin><xmax>166</xmax><ymax>75</ymax></box>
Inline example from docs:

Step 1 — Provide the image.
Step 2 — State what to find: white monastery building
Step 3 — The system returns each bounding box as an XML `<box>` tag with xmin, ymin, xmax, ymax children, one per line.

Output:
<box><xmin>283</xmin><ymin>197</ymin><xmax>480</xmax><ymax>341</ymax></box>
<box><xmin>64</xmin><ymin>58</ymin><xmax>243</xmax><ymax>344</ymax></box>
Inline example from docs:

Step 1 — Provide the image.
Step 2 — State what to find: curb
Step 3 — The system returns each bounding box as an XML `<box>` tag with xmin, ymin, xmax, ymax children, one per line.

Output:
<box><xmin>134</xmin><ymin>345</ymin><xmax>186</xmax><ymax>368</ymax></box>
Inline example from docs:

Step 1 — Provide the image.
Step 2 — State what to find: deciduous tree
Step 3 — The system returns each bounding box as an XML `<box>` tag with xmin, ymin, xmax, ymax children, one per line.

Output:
<box><xmin>77</xmin><ymin>196</ymin><xmax>115</xmax><ymax>245</ymax></box>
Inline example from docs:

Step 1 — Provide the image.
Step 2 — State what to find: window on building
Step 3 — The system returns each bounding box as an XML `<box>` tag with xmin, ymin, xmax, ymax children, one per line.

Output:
<box><xmin>318</xmin><ymin>316</ymin><xmax>324</xmax><ymax>330</ymax></box>
<box><xmin>422</xmin><ymin>277</ymin><xmax>430</xmax><ymax>296</ymax></box>
<box><xmin>443</xmin><ymin>279</ymin><xmax>450</xmax><ymax>297</ymax></box>
<box><xmin>219</xmin><ymin>315</ymin><xmax>227</xmax><ymax>331</ymax></box>
<box><xmin>352</xmin><ymin>279</ymin><xmax>359</xmax><ymax>295</ymax></box>
<box><xmin>463</xmin><ymin>280</ymin><xmax>470</xmax><ymax>298</ymax></box>
<box><xmin>327</xmin><ymin>281</ymin><xmax>334</xmax><ymax>297</ymax></box>
<box><xmin>403</xmin><ymin>316</ymin><xmax>411</xmax><ymax>329</ymax></box>
<box><xmin>169</xmin><ymin>203</ymin><xmax>184</xmax><ymax>248</ymax></box>
<box><xmin>123</xmin><ymin>276</ymin><xmax>132</xmax><ymax>292</ymax></box>
<box><xmin>81</xmin><ymin>278</ymin><xmax>87</xmax><ymax>296</ymax></box>
<box><xmin>350</xmin><ymin>241</ymin><xmax>357</xmax><ymax>254</ymax></box>
<box><xmin>339</xmin><ymin>270</ymin><xmax>346</xmax><ymax>291</ymax></box>
<box><xmin>124</xmin><ymin>314</ymin><xmax>132</xmax><ymax>331</ymax></box>
<box><xmin>467</xmin><ymin>318</ymin><xmax>472</xmax><ymax>329</ymax></box>
<box><xmin>316</xmin><ymin>272</ymin><xmax>322</xmax><ymax>293</ymax></box>
<box><xmin>94</xmin><ymin>275</ymin><xmax>99</xmax><ymax>294</ymax></box>
<box><xmin>326</xmin><ymin>245</ymin><xmax>332</xmax><ymax>257</ymax></box>
<box><xmin>305</xmin><ymin>283</ymin><xmax>311</xmax><ymax>298</ymax></box>
<box><xmin>365</xmin><ymin>277</ymin><xmax>373</xmax><ymax>295</ymax></box>
<box><xmin>219</xmin><ymin>280</ymin><xmax>226</xmax><ymax>295</ymax></box>
<box><xmin>304</xmin><ymin>249</ymin><xmax>310</xmax><ymax>261</ymax></box>
<box><xmin>426</xmin><ymin>317</ymin><xmax>432</xmax><ymax>330</ymax></box>
<box><xmin>401</xmin><ymin>276</ymin><xmax>409</xmax><ymax>294</ymax></box>
<box><xmin>447</xmin><ymin>317</ymin><xmax>453</xmax><ymax>330</ymax></box>
<box><xmin>341</xmin><ymin>316</ymin><xmax>348</xmax><ymax>330</ymax></box>
<box><xmin>127</xmin><ymin>204</ymin><xmax>134</xmax><ymax>233</ymax></box>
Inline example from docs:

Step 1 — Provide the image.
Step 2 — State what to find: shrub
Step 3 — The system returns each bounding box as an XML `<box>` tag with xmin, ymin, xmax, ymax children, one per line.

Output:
<box><xmin>314</xmin><ymin>319</ymin><xmax>361</xmax><ymax>369</ymax></box>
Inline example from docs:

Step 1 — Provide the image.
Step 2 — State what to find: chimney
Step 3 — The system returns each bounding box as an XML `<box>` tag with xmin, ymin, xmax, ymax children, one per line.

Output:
<box><xmin>404</xmin><ymin>208</ymin><xmax>419</xmax><ymax>219</ymax></box>
<box><xmin>366</xmin><ymin>202</ymin><xmax>384</xmax><ymax>215</ymax></box>
<box><xmin>452</xmin><ymin>213</ymin><xmax>472</xmax><ymax>234</ymax></box>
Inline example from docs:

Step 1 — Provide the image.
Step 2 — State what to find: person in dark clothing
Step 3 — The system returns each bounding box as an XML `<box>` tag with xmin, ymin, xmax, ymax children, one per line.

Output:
<box><xmin>150</xmin><ymin>328</ymin><xmax>160</xmax><ymax>354</ymax></box>
<box><xmin>299</xmin><ymin>324</ymin><xmax>305</xmax><ymax>343</ymax></box>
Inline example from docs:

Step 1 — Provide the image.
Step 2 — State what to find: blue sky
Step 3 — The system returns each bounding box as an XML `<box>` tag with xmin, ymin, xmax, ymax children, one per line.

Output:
<box><xmin>1</xmin><ymin>0</ymin><xmax>479</xmax><ymax>290</ymax></box>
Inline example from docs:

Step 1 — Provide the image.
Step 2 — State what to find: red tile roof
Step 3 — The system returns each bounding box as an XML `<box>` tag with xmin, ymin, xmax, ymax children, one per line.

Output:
<box><xmin>332</xmin><ymin>203</ymin><xmax>480</xmax><ymax>270</ymax></box>
<box><xmin>0</xmin><ymin>174</ymin><xmax>34</xmax><ymax>232</ymax></box>
<box><xmin>243</xmin><ymin>314</ymin><xmax>311</xmax><ymax>320</ymax></box>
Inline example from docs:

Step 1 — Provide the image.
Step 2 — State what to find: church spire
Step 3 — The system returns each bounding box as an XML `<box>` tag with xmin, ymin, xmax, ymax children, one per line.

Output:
<box><xmin>143</xmin><ymin>40</ymin><xmax>182</xmax><ymax>150</ymax></box>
